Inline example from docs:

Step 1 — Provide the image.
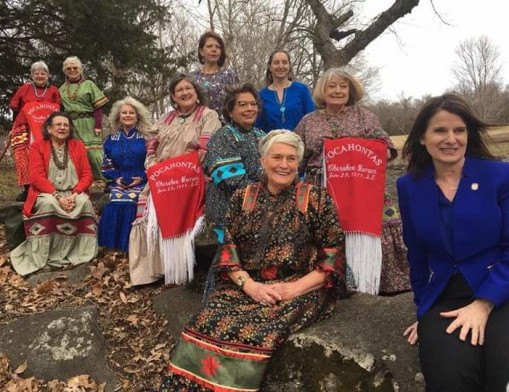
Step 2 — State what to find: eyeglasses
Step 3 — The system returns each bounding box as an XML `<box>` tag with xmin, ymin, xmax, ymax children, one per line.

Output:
<box><xmin>51</xmin><ymin>123</ymin><xmax>70</xmax><ymax>128</ymax></box>
<box><xmin>65</xmin><ymin>66</ymin><xmax>79</xmax><ymax>71</ymax></box>
<box><xmin>236</xmin><ymin>101</ymin><xmax>258</xmax><ymax>108</ymax></box>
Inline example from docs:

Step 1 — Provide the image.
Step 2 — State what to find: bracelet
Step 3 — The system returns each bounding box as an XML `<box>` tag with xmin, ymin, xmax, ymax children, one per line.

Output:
<box><xmin>236</xmin><ymin>275</ymin><xmax>250</xmax><ymax>290</ymax></box>
<box><xmin>52</xmin><ymin>191</ymin><xmax>61</xmax><ymax>201</ymax></box>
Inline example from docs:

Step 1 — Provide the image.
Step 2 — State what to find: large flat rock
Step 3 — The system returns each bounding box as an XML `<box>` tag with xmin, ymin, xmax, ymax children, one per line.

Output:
<box><xmin>0</xmin><ymin>306</ymin><xmax>117</xmax><ymax>390</ymax></box>
<box><xmin>153</xmin><ymin>287</ymin><xmax>423</xmax><ymax>391</ymax></box>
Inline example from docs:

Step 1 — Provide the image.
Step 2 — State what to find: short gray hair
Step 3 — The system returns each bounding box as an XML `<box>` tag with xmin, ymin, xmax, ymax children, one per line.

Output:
<box><xmin>258</xmin><ymin>129</ymin><xmax>304</xmax><ymax>163</ymax></box>
<box><xmin>313</xmin><ymin>67</ymin><xmax>364</xmax><ymax>109</ymax></box>
<box><xmin>62</xmin><ymin>56</ymin><xmax>84</xmax><ymax>73</ymax></box>
<box><xmin>30</xmin><ymin>61</ymin><xmax>49</xmax><ymax>75</ymax></box>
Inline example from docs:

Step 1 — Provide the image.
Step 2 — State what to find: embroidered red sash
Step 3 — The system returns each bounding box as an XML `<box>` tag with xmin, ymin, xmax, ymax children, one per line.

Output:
<box><xmin>22</xmin><ymin>102</ymin><xmax>60</xmax><ymax>142</ymax></box>
<box><xmin>323</xmin><ymin>137</ymin><xmax>387</xmax><ymax>236</ymax></box>
<box><xmin>147</xmin><ymin>151</ymin><xmax>205</xmax><ymax>239</ymax></box>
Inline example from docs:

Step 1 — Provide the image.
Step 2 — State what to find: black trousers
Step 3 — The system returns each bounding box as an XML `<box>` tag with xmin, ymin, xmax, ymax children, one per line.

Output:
<box><xmin>418</xmin><ymin>275</ymin><xmax>509</xmax><ymax>392</ymax></box>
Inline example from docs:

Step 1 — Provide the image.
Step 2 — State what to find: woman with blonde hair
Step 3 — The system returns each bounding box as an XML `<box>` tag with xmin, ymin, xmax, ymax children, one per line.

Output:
<box><xmin>295</xmin><ymin>67</ymin><xmax>409</xmax><ymax>295</ymax></box>
<box><xmin>97</xmin><ymin>97</ymin><xmax>153</xmax><ymax>252</ymax></box>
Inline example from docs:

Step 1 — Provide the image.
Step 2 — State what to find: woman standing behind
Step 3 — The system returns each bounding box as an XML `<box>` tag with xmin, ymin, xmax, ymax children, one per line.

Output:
<box><xmin>98</xmin><ymin>97</ymin><xmax>152</xmax><ymax>253</ymax></box>
<box><xmin>10</xmin><ymin>112</ymin><xmax>97</xmax><ymax>276</ymax></box>
<box><xmin>191</xmin><ymin>31</ymin><xmax>239</xmax><ymax>121</ymax></box>
<box><xmin>59</xmin><ymin>56</ymin><xmax>108</xmax><ymax>180</ymax></box>
<box><xmin>399</xmin><ymin>94</ymin><xmax>509</xmax><ymax>391</ymax></box>
<box><xmin>129</xmin><ymin>73</ymin><xmax>221</xmax><ymax>286</ymax></box>
<box><xmin>295</xmin><ymin>68</ymin><xmax>409</xmax><ymax>295</ymax></box>
<box><xmin>9</xmin><ymin>61</ymin><xmax>61</xmax><ymax>201</ymax></box>
<box><xmin>256</xmin><ymin>49</ymin><xmax>315</xmax><ymax>133</ymax></box>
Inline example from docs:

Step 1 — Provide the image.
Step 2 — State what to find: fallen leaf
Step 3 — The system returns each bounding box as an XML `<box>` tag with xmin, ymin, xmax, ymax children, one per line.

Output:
<box><xmin>14</xmin><ymin>360</ymin><xmax>27</xmax><ymax>374</ymax></box>
<box><xmin>119</xmin><ymin>292</ymin><xmax>128</xmax><ymax>304</ymax></box>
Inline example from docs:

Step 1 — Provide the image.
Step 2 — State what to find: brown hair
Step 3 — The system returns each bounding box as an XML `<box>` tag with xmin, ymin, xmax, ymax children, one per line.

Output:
<box><xmin>197</xmin><ymin>31</ymin><xmax>227</xmax><ymax>67</ymax></box>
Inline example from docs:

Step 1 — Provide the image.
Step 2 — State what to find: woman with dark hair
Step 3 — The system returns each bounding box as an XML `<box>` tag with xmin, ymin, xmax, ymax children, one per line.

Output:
<box><xmin>202</xmin><ymin>83</ymin><xmax>266</xmax><ymax>297</ymax></box>
<box><xmin>191</xmin><ymin>31</ymin><xmax>239</xmax><ymax>121</ymax></box>
<box><xmin>161</xmin><ymin>130</ymin><xmax>345</xmax><ymax>391</ymax></box>
<box><xmin>97</xmin><ymin>97</ymin><xmax>153</xmax><ymax>253</ymax></box>
<box><xmin>256</xmin><ymin>49</ymin><xmax>314</xmax><ymax>132</ymax></box>
<box><xmin>129</xmin><ymin>73</ymin><xmax>221</xmax><ymax>286</ymax></box>
<box><xmin>10</xmin><ymin>111</ymin><xmax>97</xmax><ymax>276</ymax></box>
<box><xmin>398</xmin><ymin>93</ymin><xmax>509</xmax><ymax>391</ymax></box>
<box><xmin>9</xmin><ymin>60</ymin><xmax>61</xmax><ymax>201</ymax></box>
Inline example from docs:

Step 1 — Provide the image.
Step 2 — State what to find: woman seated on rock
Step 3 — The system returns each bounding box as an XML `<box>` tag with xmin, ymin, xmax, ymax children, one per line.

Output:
<box><xmin>160</xmin><ymin>130</ymin><xmax>345</xmax><ymax>391</ymax></box>
<box><xmin>129</xmin><ymin>73</ymin><xmax>221</xmax><ymax>286</ymax></box>
<box><xmin>10</xmin><ymin>111</ymin><xmax>97</xmax><ymax>276</ymax></box>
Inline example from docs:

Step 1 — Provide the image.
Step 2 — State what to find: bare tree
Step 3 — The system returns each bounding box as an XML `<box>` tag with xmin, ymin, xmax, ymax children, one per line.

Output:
<box><xmin>305</xmin><ymin>0</ymin><xmax>420</xmax><ymax>70</ymax></box>
<box><xmin>452</xmin><ymin>35</ymin><xmax>505</xmax><ymax>121</ymax></box>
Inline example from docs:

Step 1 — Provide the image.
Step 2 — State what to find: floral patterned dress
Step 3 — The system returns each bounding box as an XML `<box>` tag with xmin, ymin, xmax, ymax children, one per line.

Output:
<box><xmin>191</xmin><ymin>68</ymin><xmax>239</xmax><ymax>122</ymax></box>
<box><xmin>295</xmin><ymin>107</ymin><xmax>410</xmax><ymax>293</ymax></box>
<box><xmin>160</xmin><ymin>182</ymin><xmax>345</xmax><ymax>391</ymax></box>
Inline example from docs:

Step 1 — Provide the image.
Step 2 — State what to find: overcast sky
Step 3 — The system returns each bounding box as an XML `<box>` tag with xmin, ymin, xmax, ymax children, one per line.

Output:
<box><xmin>360</xmin><ymin>0</ymin><xmax>509</xmax><ymax>100</ymax></box>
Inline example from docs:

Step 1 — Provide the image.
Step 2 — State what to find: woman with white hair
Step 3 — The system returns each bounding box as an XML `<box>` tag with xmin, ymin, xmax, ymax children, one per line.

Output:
<box><xmin>9</xmin><ymin>60</ymin><xmax>61</xmax><ymax>201</ymax></box>
<box><xmin>59</xmin><ymin>56</ymin><xmax>108</xmax><ymax>180</ymax></box>
<box><xmin>97</xmin><ymin>97</ymin><xmax>153</xmax><ymax>253</ymax></box>
<box><xmin>295</xmin><ymin>67</ymin><xmax>409</xmax><ymax>295</ymax></box>
<box><xmin>160</xmin><ymin>130</ymin><xmax>345</xmax><ymax>391</ymax></box>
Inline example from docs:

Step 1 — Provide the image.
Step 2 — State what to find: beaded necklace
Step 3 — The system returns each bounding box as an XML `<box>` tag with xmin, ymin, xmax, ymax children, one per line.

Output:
<box><xmin>50</xmin><ymin>142</ymin><xmax>69</xmax><ymax>170</ymax></box>
<box><xmin>177</xmin><ymin>105</ymin><xmax>197</xmax><ymax>124</ymax></box>
<box><xmin>33</xmin><ymin>82</ymin><xmax>48</xmax><ymax>98</ymax></box>
<box><xmin>274</xmin><ymin>87</ymin><xmax>287</xmax><ymax>124</ymax></box>
<box><xmin>64</xmin><ymin>80</ymin><xmax>82</xmax><ymax>101</ymax></box>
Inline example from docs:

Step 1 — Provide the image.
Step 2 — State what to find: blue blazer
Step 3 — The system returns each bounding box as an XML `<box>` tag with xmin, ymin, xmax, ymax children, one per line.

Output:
<box><xmin>397</xmin><ymin>157</ymin><xmax>509</xmax><ymax>319</ymax></box>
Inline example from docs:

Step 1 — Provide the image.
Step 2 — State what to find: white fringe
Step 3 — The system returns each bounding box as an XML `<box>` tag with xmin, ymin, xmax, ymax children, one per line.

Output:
<box><xmin>345</xmin><ymin>232</ymin><xmax>382</xmax><ymax>295</ymax></box>
<box><xmin>146</xmin><ymin>194</ymin><xmax>160</xmax><ymax>258</ymax></box>
<box><xmin>146</xmin><ymin>192</ymin><xmax>204</xmax><ymax>285</ymax></box>
<box><xmin>161</xmin><ymin>215</ymin><xmax>204</xmax><ymax>285</ymax></box>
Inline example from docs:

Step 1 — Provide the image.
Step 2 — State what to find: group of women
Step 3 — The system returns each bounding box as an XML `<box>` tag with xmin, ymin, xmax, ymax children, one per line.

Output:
<box><xmin>7</xmin><ymin>28</ymin><xmax>509</xmax><ymax>391</ymax></box>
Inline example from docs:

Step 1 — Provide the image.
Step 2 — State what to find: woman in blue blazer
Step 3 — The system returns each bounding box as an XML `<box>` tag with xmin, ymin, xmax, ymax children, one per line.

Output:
<box><xmin>397</xmin><ymin>94</ymin><xmax>509</xmax><ymax>391</ymax></box>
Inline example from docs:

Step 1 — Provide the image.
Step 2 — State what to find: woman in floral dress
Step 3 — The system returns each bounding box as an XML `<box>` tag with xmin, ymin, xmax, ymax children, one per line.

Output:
<box><xmin>191</xmin><ymin>31</ymin><xmax>239</xmax><ymax>122</ymax></box>
<box><xmin>160</xmin><ymin>130</ymin><xmax>345</xmax><ymax>391</ymax></box>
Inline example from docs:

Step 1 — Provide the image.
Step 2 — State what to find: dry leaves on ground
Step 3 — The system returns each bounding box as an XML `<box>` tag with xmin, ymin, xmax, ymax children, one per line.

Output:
<box><xmin>0</xmin><ymin>228</ymin><xmax>175</xmax><ymax>391</ymax></box>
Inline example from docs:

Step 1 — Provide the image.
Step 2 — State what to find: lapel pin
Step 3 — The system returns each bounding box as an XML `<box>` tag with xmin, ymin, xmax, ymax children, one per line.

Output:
<box><xmin>471</xmin><ymin>183</ymin><xmax>479</xmax><ymax>191</ymax></box>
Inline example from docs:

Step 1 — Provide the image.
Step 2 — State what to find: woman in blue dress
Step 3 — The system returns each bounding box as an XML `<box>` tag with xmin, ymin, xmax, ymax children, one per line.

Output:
<box><xmin>256</xmin><ymin>49</ymin><xmax>315</xmax><ymax>132</ymax></box>
<box><xmin>98</xmin><ymin>97</ymin><xmax>152</xmax><ymax>252</ymax></box>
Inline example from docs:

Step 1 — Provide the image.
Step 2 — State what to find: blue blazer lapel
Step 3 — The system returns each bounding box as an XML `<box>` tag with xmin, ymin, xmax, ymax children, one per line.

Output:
<box><xmin>453</xmin><ymin>157</ymin><xmax>492</xmax><ymax>260</ymax></box>
<box><xmin>411</xmin><ymin>171</ymin><xmax>448</xmax><ymax>254</ymax></box>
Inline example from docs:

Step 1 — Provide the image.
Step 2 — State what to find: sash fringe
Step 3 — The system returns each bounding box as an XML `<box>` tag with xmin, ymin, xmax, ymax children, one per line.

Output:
<box><xmin>146</xmin><ymin>193</ymin><xmax>203</xmax><ymax>285</ymax></box>
<box><xmin>161</xmin><ymin>215</ymin><xmax>204</xmax><ymax>285</ymax></box>
<box><xmin>345</xmin><ymin>232</ymin><xmax>382</xmax><ymax>295</ymax></box>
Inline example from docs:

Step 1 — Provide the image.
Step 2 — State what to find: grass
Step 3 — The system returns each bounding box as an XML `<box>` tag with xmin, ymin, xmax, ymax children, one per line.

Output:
<box><xmin>0</xmin><ymin>163</ymin><xmax>18</xmax><ymax>201</ymax></box>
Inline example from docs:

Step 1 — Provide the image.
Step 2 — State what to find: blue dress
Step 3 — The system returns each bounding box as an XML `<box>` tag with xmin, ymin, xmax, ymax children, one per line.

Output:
<box><xmin>255</xmin><ymin>80</ymin><xmax>315</xmax><ymax>132</ymax></box>
<box><xmin>98</xmin><ymin>128</ymin><xmax>147</xmax><ymax>252</ymax></box>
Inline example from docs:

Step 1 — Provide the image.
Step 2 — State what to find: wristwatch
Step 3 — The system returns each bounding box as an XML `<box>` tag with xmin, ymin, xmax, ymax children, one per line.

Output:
<box><xmin>236</xmin><ymin>275</ymin><xmax>248</xmax><ymax>289</ymax></box>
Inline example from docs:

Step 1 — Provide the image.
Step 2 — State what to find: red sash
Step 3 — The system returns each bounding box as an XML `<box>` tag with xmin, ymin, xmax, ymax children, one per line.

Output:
<box><xmin>323</xmin><ymin>138</ymin><xmax>387</xmax><ymax>236</ymax></box>
<box><xmin>147</xmin><ymin>151</ymin><xmax>205</xmax><ymax>239</ymax></box>
<box><xmin>22</xmin><ymin>102</ymin><xmax>60</xmax><ymax>142</ymax></box>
